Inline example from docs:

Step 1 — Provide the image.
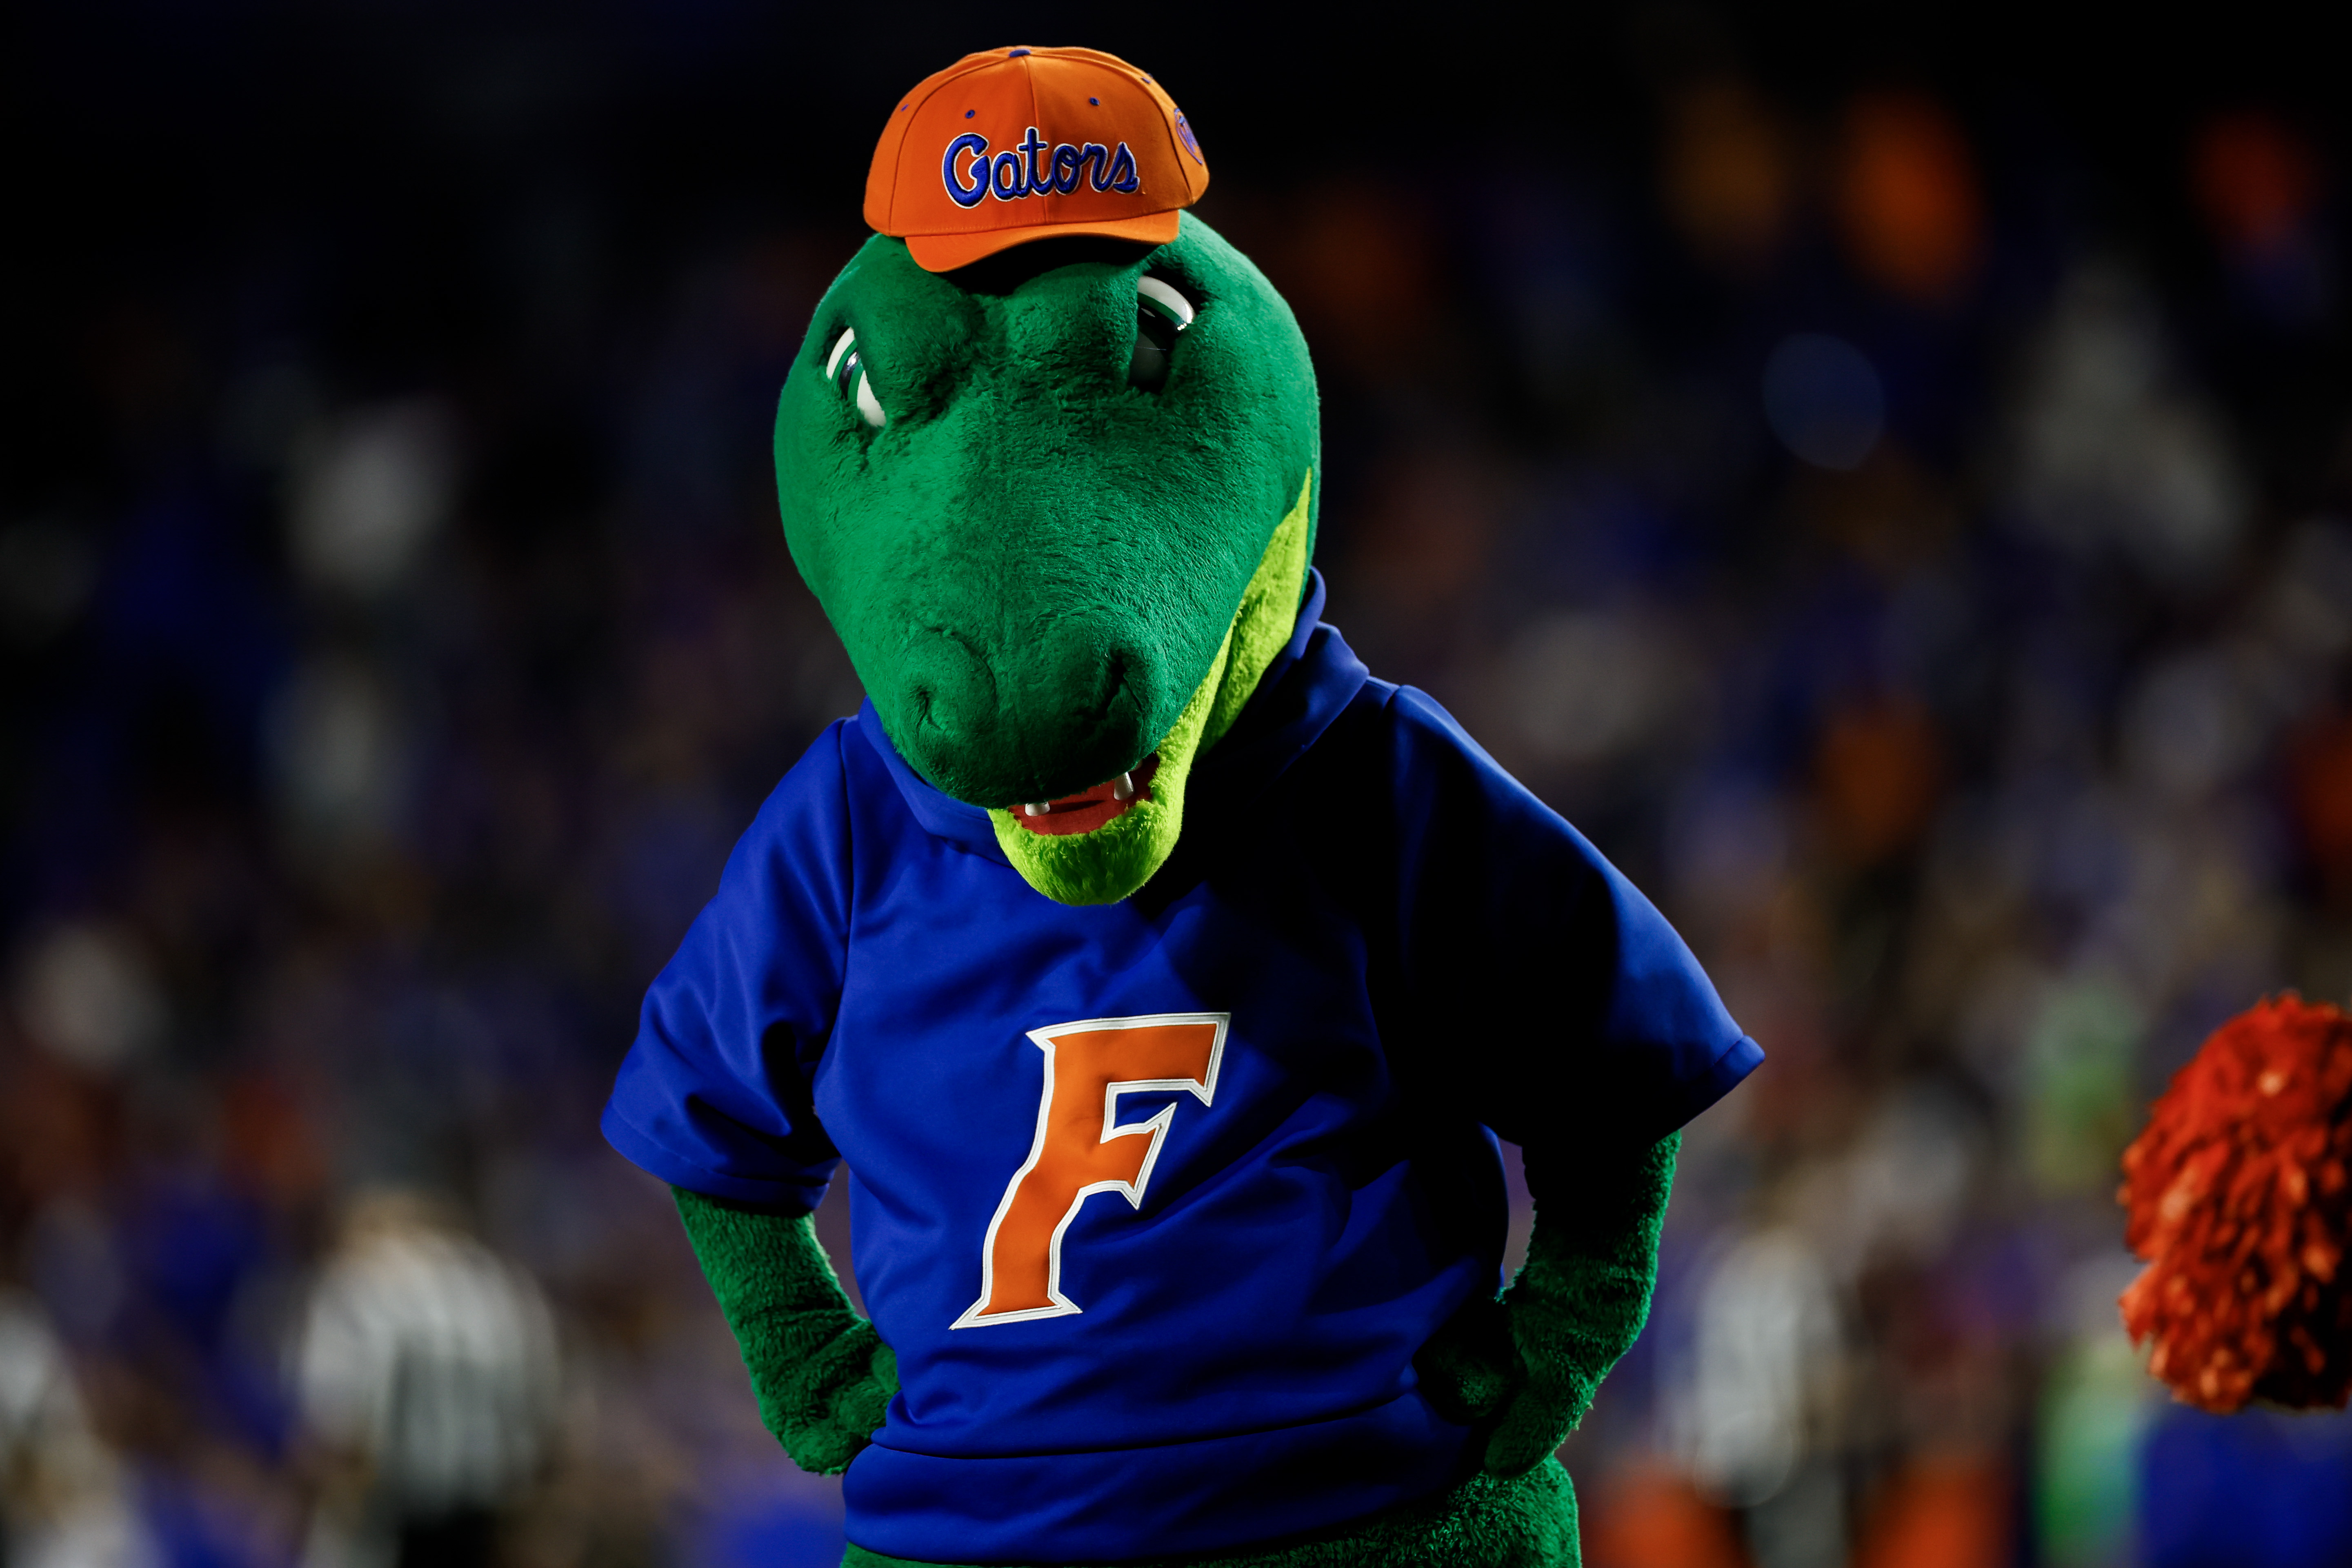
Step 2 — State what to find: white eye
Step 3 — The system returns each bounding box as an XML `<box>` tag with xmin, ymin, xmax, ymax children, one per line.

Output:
<box><xmin>1137</xmin><ymin>276</ymin><xmax>1194</xmax><ymax>329</ymax></box>
<box><xmin>1130</xmin><ymin>279</ymin><xmax>1194</xmax><ymax>391</ymax></box>
<box><xmin>826</xmin><ymin>327</ymin><xmax>885</xmax><ymax>429</ymax></box>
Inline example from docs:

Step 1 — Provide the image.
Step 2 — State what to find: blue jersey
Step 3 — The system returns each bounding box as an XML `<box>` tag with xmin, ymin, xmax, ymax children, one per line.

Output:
<box><xmin>602</xmin><ymin>574</ymin><xmax>1760</xmax><ymax>1564</ymax></box>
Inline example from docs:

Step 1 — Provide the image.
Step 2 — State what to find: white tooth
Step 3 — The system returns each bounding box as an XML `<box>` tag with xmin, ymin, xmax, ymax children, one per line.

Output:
<box><xmin>1112</xmin><ymin>772</ymin><xmax>1135</xmax><ymax>801</ymax></box>
<box><xmin>1023</xmin><ymin>802</ymin><xmax>1050</xmax><ymax>817</ymax></box>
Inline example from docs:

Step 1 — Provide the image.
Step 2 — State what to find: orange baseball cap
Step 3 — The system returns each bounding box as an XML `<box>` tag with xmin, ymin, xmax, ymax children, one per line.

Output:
<box><xmin>865</xmin><ymin>46</ymin><xmax>1211</xmax><ymax>273</ymax></box>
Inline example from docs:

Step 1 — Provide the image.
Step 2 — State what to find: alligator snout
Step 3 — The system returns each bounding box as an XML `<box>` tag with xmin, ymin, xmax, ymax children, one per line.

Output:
<box><xmin>896</xmin><ymin>616</ymin><xmax>1160</xmax><ymax>807</ymax></box>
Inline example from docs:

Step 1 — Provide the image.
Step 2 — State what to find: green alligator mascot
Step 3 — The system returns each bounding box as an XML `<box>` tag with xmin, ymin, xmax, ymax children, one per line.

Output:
<box><xmin>601</xmin><ymin>44</ymin><xmax>1761</xmax><ymax>1568</ymax></box>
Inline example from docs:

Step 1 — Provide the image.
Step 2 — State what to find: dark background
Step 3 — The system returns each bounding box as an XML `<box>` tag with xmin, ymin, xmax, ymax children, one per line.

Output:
<box><xmin>7</xmin><ymin>6</ymin><xmax>2352</xmax><ymax>1566</ymax></box>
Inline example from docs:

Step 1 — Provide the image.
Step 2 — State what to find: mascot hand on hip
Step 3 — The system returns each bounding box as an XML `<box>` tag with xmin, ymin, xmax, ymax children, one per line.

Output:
<box><xmin>602</xmin><ymin>46</ymin><xmax>1761</xmax><ymax>1568</ymax></box>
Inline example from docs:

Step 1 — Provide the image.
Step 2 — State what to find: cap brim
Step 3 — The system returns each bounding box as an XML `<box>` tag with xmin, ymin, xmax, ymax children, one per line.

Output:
<box><xmin>904</xmin><ymin>209</ymin><xmax>1181</xmax><ymax>274</ymax></box>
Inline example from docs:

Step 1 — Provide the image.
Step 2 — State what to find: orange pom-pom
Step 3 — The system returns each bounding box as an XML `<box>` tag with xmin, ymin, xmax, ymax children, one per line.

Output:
<box><xmin>2119</xmin><ymin>996</ymin><xmax>2352</xmax><ymax>1412</ymax></box>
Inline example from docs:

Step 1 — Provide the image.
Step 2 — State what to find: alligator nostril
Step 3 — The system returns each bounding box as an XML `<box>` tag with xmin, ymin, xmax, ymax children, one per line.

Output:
<box><xmin>898</xmin><ymin>629</ymin><xmax>999</xmax><ymax>778</ymax></box>
<box><xmin>1038</xmin><ymin>634</ymin><xmax>1156</xmax><ymax>787</ymax></box>
<box><xmin>1089</xmin><ymin>652</ymin><xmax>1132</xmax><ymax>727</ymax></box>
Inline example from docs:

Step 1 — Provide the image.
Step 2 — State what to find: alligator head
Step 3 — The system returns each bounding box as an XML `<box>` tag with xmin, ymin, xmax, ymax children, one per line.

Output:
<box><xmin>774</xmin><ymin>212</ymin><xmax>1319</xmax><ymax>904</ymax></box>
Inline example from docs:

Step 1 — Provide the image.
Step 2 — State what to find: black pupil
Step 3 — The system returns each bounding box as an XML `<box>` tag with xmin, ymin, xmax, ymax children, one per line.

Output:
<box><xmin>1129</xmin><ymin>305</ymin><xmax>1180</xmax><ymax>391</ymax></box>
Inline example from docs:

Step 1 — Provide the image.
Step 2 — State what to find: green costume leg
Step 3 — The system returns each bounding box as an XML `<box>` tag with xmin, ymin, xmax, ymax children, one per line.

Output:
<box><xmin>670</xmin><ymin>1131</ymin><xmax>1675</xmax><ymax>1568</ymax></box>
<box><xmin>840</xmin><ymin>1459</ymin><xmax>1578</xmax><ymax>1568</ymax></box>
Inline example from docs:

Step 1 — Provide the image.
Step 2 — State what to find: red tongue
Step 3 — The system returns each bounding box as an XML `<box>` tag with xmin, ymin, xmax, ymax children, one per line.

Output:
<box><xmin>1012</xmin><ymin>755</ymin><xmax>1160</xmax><ymax>837</ymax></box>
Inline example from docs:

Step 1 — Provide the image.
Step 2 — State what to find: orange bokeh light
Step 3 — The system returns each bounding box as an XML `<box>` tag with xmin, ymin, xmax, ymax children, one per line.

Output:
<box><xmin>1836</xmin><ymin>93</ymin><xmax>1984</xmax><ymax>305</ymax></box>
<box><xmin>2193</xmin><ymin>111</ymin><xmax>2319</xmax><ymax>258</ymax></box>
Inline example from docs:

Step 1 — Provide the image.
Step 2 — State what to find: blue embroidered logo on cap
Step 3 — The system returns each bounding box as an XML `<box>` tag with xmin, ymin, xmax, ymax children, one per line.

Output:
<box><xmin>941</xmin><ymin>125</ymin><xmax>1140</xmax><ymax>208</ymax></box>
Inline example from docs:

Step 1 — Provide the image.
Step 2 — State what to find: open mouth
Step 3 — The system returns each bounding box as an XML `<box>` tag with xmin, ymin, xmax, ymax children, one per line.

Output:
<box><xmin>1010</xmin><ymin>754</ymin><xmax>1160</xmax><ymax>836</ymax></box>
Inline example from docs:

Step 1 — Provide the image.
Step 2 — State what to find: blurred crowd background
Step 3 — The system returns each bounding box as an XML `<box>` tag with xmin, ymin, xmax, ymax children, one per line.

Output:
<box><xmin>7</xmin><ymin>6</ymin><xmax>2351</xmax><ymax>1567</ymax></box>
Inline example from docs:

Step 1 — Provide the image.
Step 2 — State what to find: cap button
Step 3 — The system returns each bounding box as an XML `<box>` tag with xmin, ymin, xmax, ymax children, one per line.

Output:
<box><xmin>1007</xmin><ymin>47</ymin><xmax>1031</xmax><ymax>57</ymax></box>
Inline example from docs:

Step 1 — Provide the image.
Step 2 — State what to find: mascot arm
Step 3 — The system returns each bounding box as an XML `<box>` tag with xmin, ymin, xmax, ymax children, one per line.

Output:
<box><xmin>673</xmin><ymin>1186</ymin><xmax>897</xmax><ymax>1474</ymax></box>
<box><xmin>1416</xmin><ymin>1131</ymin><xmax>1678</xmax><ymax>1477</ymax></box>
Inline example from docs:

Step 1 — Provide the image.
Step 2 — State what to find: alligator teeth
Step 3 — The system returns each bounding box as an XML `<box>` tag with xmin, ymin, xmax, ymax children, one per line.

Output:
<box><xmin>1023</xmin><ymin>803</ymin><xmax>1050</xmax><ymax>817</ymax></box>
<box><xmin>1111</xmin><ymin>772</ymin><xmax>1135</xmax><ymax>801</ymax></box>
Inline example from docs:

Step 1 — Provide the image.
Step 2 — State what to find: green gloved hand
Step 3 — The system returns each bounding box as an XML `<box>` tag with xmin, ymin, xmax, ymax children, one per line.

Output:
<box><xmin>673</xmin><ymin>1186</ymin><xmax>898</xmax><ymax>1474</ymax></box>
<box><xmin>1415</xmin><ymin>1132</ymin><xmax>1679</xmax><ymax>1478</ymax></box>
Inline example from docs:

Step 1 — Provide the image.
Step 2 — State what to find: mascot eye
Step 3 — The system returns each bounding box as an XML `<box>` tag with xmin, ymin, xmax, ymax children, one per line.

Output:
<box><xmin>1128</xmin><ymin>277</ymin><xmax>1194</xmax><ymax>392</ymax></box>
<box><xmin>826</xmin><ymin>327</ymin><xmax>887</xmax><ymax>429</ymax></box>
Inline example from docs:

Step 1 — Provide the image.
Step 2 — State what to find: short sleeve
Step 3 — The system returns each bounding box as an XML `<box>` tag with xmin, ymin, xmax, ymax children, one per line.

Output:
<box><xmin>1379</xmin><ymin>688</ymin><xmax>1761</xmax><ymax>1152</ymax></box>
<box><xmin>600</xmin><ymin>722</ymin><xmax>856</xmax><ymax>1211</ymax></box>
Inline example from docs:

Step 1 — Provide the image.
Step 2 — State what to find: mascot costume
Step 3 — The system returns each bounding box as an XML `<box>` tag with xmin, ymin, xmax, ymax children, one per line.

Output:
<box><xmin>602</xmin><ymin>47</ymin><xmax>1761</xmax><ymax>1568</ymax></box>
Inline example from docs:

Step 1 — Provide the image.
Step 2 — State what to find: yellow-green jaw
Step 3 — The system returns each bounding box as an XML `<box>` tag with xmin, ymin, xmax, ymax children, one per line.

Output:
<box><xmin>987</xmin><ymin>473</ymin><xmax>1313</xmax><ymax>905</ymax></box>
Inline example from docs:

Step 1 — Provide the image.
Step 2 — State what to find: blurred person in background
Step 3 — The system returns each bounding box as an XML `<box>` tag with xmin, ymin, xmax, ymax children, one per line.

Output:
<box><xmin>290</xmin><ymin>1191</ymin><xmax>558</xmax><ymax>1568</ymax></box>
<box><xmin>0</xmin><ymin>1288</ymin><xmax>155</xmax><ymax>1568</ymax></box>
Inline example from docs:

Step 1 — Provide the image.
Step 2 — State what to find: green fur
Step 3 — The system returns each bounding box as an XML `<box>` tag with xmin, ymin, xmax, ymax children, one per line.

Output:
<box><xmin>774</xmin><ymin>214</ymin><xmax>1320</xmax><ymax>818</ymax></box>
<box><xmin>843</xmin><ymin>1460</ymin><xmax>1580</xmax><ymax>1568</ymax></box>
<box><xmin>985</xmin><ymin>473</ymin><xmax>1313</xmax><ymax>905</ymax></box>
<box><xmin>671</xmin><ymin>1189</ymin><xmax>898</xmax><ymax>1475</ymax></box>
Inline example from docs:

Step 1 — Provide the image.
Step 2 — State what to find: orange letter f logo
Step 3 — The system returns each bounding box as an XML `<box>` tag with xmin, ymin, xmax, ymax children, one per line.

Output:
<box><xmin>951</xmin><ymin>1012</ymin><xmax>1228</xmax><ymax>1328</ymax></box>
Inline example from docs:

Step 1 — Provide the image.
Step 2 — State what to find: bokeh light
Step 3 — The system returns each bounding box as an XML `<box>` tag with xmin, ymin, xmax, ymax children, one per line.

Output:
<box><xmin>1764</xmin><ymin>334</ymin><xmax>1887</xmax><ymax>470</ymax></box>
